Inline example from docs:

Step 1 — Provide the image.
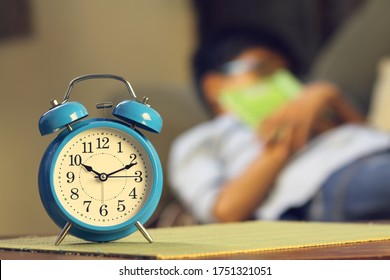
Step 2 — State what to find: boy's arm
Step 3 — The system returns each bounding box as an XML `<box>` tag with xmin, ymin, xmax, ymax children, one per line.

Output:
<box><xmin>261</xmin><ymin>82</ymin><xmax>364</xmax><ymax>153</ymax></box>
<box><xmin>213</xmin><ymin>131</ymin><xmax>292</xmax><ymax>222</ymax></box>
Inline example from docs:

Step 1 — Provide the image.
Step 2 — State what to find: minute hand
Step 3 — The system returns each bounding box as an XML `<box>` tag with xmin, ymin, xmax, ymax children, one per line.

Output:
<box><xmin>107</xmin><ymin>162</ymin><xmax>137</xmax><ymax>177</ymax></box>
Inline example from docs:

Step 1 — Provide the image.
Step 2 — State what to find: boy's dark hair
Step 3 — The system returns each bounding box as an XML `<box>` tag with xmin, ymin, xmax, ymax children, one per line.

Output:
<box><xmin>192</xmin><ymin>26</ymin><xmax>301</xmax><ymax>112</ymax></box>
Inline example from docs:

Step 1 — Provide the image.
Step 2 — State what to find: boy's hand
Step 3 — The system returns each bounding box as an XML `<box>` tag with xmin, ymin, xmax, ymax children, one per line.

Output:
<box><xmin>259</xmin><ymin>82</ymin><xmax>348</xmax><ymax>153</ymax></box>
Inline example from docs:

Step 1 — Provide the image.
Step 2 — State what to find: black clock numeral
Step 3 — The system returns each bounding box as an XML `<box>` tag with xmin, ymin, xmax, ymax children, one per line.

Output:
<box><xmin>117</xmin><ymin>142</ymin><xmax>123</xmax><ymax>153</ymax></box>
<box><xmin>97</xmin><ymin>137</ymin><xmax>110</xmax><ymax>149</ymax></box>
<box><xmin>129</xmin><ymin>187</ymin><xmax>137</xmax><ymax>199</ymax></box>
<box><xmin>99</xmin><ymin>204</ymin><xmax>108</xmax><ymax>216</ymax></box>
<box><xmin>117</xmin><ymin>200</ymin><xmax>126</xmax><ymax>212</ymax></box>
<box><xmin>130</xmin><ymin>153</ymin><xmax>137</xmax><ymax>162</ymax></box>
<box><xmin>66</xmin><ymin>171</ymin><xmax>75</xmax><ymax>183</ymax></box>
<box><xmin>83</xmin><ymin>201</ymin><xmax>91</xmax><ymax>212</ymax></box>
<box><xmin>82</xmin><ymin>142</ymin><xmax>93</xmax><ymax>153</ymax></box>
<box><xmin>70</xmin><ymin>188</ymin><xmax>79</xmax><ymax>200</ymax></box>
<box><xmin>134</xmin><ymin>171</ymin><xmax>143</xmax><ymax>183</ymax></box>
<box><xmin>69</xmin><ymin>154</ymin><xmax>82</xmax><ymax>166</ymax></box>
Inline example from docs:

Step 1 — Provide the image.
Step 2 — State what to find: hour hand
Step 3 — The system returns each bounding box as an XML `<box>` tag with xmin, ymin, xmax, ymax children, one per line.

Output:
<box><xmin>81</xmin><ymin>163</ymin><xmax>102</xmax><ymax>176</ymax></box>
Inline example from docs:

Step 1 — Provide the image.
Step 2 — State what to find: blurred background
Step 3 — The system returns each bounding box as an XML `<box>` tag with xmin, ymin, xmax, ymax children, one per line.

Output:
<box><xmin>2</xmin><ymin>0</ymin><xmax>388</xmax><ymax>236</ymax></box>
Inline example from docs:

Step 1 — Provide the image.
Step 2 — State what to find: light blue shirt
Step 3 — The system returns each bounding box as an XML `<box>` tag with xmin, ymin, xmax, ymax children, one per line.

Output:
<box><xmin>168</xmin><ymin>114</ymin><xmax>390</xmax><ymax>223</ymax></box>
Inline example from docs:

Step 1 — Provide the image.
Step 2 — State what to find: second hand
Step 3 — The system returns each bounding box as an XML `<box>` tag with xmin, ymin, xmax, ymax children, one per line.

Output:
<box><xmin>101</xmin><ymin>181</ymin><xmax>105</xmax><ymax>204</ymax></box>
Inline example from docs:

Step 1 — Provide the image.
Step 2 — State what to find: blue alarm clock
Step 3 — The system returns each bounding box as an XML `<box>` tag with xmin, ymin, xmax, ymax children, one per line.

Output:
<box><xmin>38</xmin><ymin>74</ymin><xmax>163</xmax><ymax>245</ymax></box>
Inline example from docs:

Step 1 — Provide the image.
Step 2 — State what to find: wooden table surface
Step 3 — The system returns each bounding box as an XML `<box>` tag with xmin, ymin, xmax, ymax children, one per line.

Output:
<box><xmin>1</xmin><ymin>237</ymin><xmax>390</xmax><ymax>260</ymax></box>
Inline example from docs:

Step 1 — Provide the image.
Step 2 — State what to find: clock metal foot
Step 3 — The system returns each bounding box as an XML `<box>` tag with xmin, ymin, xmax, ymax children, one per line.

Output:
<box><xmin>135</xmin><ymin>221</ymin><xmax>154</xmax><ymax>243</ymax></box>
<box><xmin>55</xmin><ymin>222</ymin><xmax>72</xmax><ymax>246</ymax></box>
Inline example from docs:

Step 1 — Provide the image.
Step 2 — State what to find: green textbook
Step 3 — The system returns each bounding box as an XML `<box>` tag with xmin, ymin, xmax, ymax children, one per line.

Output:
<box><xmin>219</xmin><ymin>70</ymin><xmax>302</xmax><ymax>128</ymax></box>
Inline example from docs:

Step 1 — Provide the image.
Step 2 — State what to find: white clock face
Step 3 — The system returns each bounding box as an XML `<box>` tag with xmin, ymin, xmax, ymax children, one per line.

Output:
<box><xmin>53</xmin><ymin>126</ymin><xmax>154</xmax><ymax>227</ymax></box>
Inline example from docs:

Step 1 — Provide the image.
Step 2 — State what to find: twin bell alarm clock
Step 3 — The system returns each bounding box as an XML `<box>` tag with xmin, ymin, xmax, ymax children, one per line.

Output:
<box><xmin>38</xmin><ymin>74</ymin><xmax>163</xmax><ymax>245</ymax></box>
